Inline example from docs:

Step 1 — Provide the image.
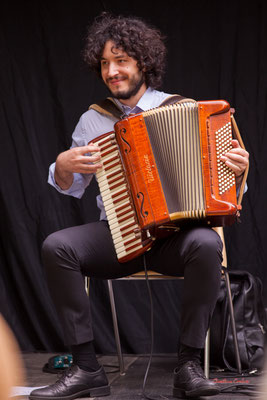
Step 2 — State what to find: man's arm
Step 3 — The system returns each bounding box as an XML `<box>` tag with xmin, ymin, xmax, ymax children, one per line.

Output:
<box><xmin>54</xmin><ymin>144</ymin><xmax>102</xmax><ymax>190</ymax></box>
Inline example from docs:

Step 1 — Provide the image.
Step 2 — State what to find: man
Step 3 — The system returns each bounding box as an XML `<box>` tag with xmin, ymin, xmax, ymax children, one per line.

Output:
<box><xmin>30</xmin><ymin>12</ymin><xmax>249</xmax><ymax>400</ymax></box>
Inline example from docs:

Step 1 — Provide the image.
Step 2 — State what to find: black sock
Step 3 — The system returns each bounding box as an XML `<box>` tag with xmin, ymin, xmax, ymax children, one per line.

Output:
<box><xmin>71</xmin><ymin>341</ymin><xmax>100</xmax><ymax>372</ymax></box>
<box><xmin>177</xmin><ymin>343</ymin><xmax>202</xmax><ymax>369</ymax></box>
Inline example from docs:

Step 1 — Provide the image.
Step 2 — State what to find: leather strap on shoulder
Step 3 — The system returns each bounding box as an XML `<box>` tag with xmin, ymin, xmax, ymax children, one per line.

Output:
<box><xmin>89</xmin><ymin>97</ymin><xmax>123</xmax><ymax>119</ymax></box>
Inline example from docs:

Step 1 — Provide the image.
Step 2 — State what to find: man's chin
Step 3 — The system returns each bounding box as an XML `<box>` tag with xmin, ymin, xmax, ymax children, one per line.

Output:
<box><xmin>110</xmin><ymin>89</ymin><xmax>130</xmax><ymax>100</ymax></box>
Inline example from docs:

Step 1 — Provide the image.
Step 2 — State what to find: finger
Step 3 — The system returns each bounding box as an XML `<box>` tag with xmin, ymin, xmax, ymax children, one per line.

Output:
<box><xmin>76</xmin><ymin>146</ymin><xmax>101</xmax><ymax>163</ymax></box>
<box><xmin>221</xmin><ymin>152</ymin><xmax>246</xmax><ymax>164</ymax></box>
<box><xmin>73</xmin><ymin>144</ymin><xmax>100</xmax><ymax>156</ymax></box>
<box><xmin>231</xmin><ymin>139</ymin><xmax>240</xmax><ymax>148</ymax></box>
<box><xmin>74</xmin><ymin>163</ymin><xmax>103</xmax><ymax>174</ymax></box>
<box><xmin>83</xmin><ymin>163</ymin><xmax>103</xmax><ymax>172</ymax></box>
<box><xmin>223</xmin><ymin>159</ymin><xmax>243</xmax><ymax>176</ymax></box>
<box><xmin>224</xmin><ymin>147</ymin><xmax>248</xmax><ymax>159</ymax></box>
<box><xmin>220</xmin><ymin>154</ymin><xmax>248</xmax><ymax>176</ymax></box>
<box><xmin>87</xmin><ymin>142</ymin><xmax>101</xmax><ymax>152</ymax></box>
<box><xmin>83</xmin><ymin>153</ymin><xmax>101</xmax><ymax>163</ymax></box>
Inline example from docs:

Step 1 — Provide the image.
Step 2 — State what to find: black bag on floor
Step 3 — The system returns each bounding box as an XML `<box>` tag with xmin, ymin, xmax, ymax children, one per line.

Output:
<box><xmin>210</xmin><ymin>270</ymin><xmax>266</xmax><ymax>372</ymax></box>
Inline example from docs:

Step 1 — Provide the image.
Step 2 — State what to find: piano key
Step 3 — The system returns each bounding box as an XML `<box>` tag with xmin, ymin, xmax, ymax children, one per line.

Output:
<box><xmin>103</xmin><ymin>198</ymin><xmax>131</xmax><ymax>213</ymax></box>
<box><xmin>109</xmin><ymin>212</ymin><xmax>135</xmax><ymax>231</ymax></box>
<box><xmin>102</xmin><ymin>154</ymin><xmax>120</xmax><ymax>167</ymax></box>
<box><xmin>101</xmin><ymin>146</ymin><xmax>119</xmax><ymax>158</ymax></box>
<box><xmin>112</xmin><ymin>232</ymin><xmax>138</xmax><ymax>245</ymax></box>
<box><xmin>111</xmin><ymin>225</ymin><xmax>138</xmax><ymax>241</ymax></box>
<box><xmin>96</xmin><ymin>165</ymin><xmax>123</xmax><ymax>184</ymax></box>
<box><xmin>101</xmin><ymin>193</ymin><xmax>129</xmax><ymax>209</ymax></box>
<box><xmin>109</xmin><ymin>217</ymin><xmax>136</xmax><ymax>235</ymax></box>
<box><xmin>117</xmin><ymin>244</ymin><xmax>143</xmax><ymax>259</ymax></box>
<box><xmin>94</xmin><ymin>134</ymin><xmax>115</xmax><ymax>147</ymax></box>
<box><xmin>97</xmin><ymin>170</ymin><xmax>124</xmax><ymax>186</ymax></box>
<box><xmin>105</xmin><ymin>211</ymin><xmax>134</xmax><ymax>229</ymax></box>
<box><xmin>114</xmin><ymin>238</ymin><xmax>142</xmax><ymax>253</ymax></box>
<box><xmin>101</xmin><ymin>186</ymin><xmax>128</xmax><ymax>206</ymax></box>
<box><xmin>105</xmin><ymin>209</ymin><xmax>134</xmax><ymax>225</ymax></box>
<box><xmin>99</xmin><ymin>178</ymin><xmax>126</xmax><ymax>194</ymax></box>
<box><xmin>98</xmin><ymin>182</ymin><xmax>127</xmax><ymax>199</ymax></box>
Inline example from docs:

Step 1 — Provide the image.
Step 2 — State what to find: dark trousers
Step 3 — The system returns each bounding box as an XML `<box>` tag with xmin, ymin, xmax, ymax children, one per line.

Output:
<box><xmin>42</xmin><ymin>220</ymin><xmax>223</xmax><ymax>349</ymax></box>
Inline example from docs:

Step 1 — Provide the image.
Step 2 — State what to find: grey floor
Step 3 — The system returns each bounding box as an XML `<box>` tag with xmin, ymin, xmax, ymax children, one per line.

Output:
<box><xmin>16</xmin><ymin>353</ymin><xmax>264</xmax><ymax>399</ymax></box>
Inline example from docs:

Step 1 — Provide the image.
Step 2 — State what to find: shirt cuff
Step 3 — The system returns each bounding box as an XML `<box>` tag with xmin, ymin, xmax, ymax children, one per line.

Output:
<box><xmin>48</xmin><ymin>162</ymin><xmax>92</xmax><ymax>199</ymax></box>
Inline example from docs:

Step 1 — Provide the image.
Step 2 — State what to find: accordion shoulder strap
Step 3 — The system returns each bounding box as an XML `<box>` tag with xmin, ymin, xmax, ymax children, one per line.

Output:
<box><xmin>89</xmin><ymin>97</ymin><xmax>123</xmax><ymax>119</ymax></box>
<box><xmin>89</xmin><ymin>93</ymin><xmax>195</xmax><ymax>119</ymax></box>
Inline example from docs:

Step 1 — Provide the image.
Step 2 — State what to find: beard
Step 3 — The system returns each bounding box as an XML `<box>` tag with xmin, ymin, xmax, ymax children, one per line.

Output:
<box><xmin>107</xmin><ymin>72</ymin><xmax>145</xmax><ymax>100</ymax></box>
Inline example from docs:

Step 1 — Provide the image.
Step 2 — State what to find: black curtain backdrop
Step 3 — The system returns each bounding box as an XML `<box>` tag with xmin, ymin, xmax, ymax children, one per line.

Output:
<box><xmin>0</xmin><ymin>0</ymin><xmax>266</xmax><ymax>354</ymax></box>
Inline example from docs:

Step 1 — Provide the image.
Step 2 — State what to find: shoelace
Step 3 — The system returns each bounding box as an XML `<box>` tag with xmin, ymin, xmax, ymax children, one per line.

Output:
<box><xmin>187</xmin><ymin>362</ymin><xmax>206</xmax><ymax>379</ymax></box>
<box><xmin>55</xmin><ymin>366</ymin><xmax>76</xmax><ymax>382</ymax></box>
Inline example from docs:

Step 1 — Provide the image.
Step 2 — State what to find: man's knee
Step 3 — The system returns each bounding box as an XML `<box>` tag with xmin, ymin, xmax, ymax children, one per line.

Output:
<box><xmin>42</xmin><ymin>231</ymin><xmax>68</xmax><ymax>267</ymax></box>
<box><xmin>198</xmin><ymin>228</ymin><xmax>222</xmax><ymax>253</ymax></box>
<box><xmin>184</xmin><ymin>227</ymin><xmax>223</xmax><ymax>268</ymax></box>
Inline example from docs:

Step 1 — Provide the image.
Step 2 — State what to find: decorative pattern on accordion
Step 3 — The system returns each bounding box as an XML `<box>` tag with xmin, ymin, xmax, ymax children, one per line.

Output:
<box><xmin>215</xmin><ymin>122</ymin><xmax>236</xmax><ymax>195</ymax></box>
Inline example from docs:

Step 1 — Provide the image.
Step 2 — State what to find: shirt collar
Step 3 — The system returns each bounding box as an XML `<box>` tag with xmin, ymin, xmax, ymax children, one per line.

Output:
<box><xmin>113</xmin><ymin>87</ymin><xmax>156</xmax><ymax>116</ymax></box>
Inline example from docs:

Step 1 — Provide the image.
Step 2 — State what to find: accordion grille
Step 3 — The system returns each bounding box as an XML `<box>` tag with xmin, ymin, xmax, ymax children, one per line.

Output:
<box><xmin>143</xmin><ymin>102</ymin><xmax>205</xmax><ymax>218</ymax></box>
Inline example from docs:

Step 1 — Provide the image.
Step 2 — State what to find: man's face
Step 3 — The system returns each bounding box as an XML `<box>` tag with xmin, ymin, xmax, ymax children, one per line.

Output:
<box><xmin>100</xmin><ymin>40</ymin><xmax>146</xmax><ymax>100</ymax></box>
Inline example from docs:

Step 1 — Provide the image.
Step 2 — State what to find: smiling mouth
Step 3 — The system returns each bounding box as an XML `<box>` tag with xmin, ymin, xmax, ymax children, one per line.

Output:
<box><xmin>108</xmin><ymin>77</ymin><xmax>126</xmax><ymax>85</ymax></box>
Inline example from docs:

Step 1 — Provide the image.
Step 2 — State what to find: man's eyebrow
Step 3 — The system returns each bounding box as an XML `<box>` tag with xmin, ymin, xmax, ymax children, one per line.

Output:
<box><xmin>115</xmin><ymin>53</ymin><xmax>127</xmax><ymax>58</ymax></box>
<box><xmin>101</xmin><ymin>53</ymin><xmax>127</xmax><ymax>61</ymax></box>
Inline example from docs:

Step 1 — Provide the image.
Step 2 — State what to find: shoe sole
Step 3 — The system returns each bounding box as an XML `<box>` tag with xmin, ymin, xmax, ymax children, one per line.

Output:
<box><xmin>173</xmin><ymin>386</ymin><xmax>220</xmax><ymax>398</ymax></box>
<box><xmin>29</xmin><ymin>385</ymin><xmax>111</xmax><ymax>400</ymax></box>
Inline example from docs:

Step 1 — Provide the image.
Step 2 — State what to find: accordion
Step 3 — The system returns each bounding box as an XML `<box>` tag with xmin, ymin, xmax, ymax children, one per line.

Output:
<box><xmin>92</xmin><ymin>99</ymin><xmax>248</xmax><ymax>262</ymax></box>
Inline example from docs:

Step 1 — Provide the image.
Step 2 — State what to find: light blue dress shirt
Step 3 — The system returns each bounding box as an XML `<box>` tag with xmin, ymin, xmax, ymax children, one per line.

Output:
<box><xmin>48</xmin><ymin>87</ymin><xmax>170</xmax><ymax>220</ymax></box>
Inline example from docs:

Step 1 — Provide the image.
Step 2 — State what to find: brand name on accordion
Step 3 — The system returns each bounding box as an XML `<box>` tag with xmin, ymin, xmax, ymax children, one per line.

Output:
<box><xmin>143</xmin><ymin>154</ymin><xmax>154</xmax><ymax>184</ymax></box>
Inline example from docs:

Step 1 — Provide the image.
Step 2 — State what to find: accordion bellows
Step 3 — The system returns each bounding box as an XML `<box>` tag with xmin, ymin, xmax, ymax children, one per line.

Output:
<box><xmin>92</xmin><ymin>100</ymin><xmax>244</xmax><ymax>262</ymax></box>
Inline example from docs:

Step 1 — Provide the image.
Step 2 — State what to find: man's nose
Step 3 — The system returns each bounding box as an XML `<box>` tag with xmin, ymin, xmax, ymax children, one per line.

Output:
<box><xmin>107</xmin><ymin>63</ymin><xmax>119</xmax><ymax>78</ymax></box>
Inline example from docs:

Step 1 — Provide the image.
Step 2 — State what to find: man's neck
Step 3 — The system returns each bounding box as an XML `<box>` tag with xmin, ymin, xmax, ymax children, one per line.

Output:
<box><xmin>118</xmin><ymin>83</ymin><xmax>147</xmax><ymax>109</ymax></box>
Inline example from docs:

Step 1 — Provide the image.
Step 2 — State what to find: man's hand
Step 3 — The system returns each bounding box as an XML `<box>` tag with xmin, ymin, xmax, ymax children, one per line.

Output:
<box><xmin>54</xmin><ymin>144</ymin><xmax>102</xmax><ymax>190</ymax></box>
<box><xmin>220</xmin><ymin>139</ymin><xmax>249</xmax><ymax>186</ymax></box>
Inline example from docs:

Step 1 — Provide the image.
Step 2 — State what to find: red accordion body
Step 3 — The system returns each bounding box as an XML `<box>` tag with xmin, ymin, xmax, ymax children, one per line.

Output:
<box><xmin>92</xmin><ymin>100</ymin><xmax>243</xmax><ymax>262</ymax></box>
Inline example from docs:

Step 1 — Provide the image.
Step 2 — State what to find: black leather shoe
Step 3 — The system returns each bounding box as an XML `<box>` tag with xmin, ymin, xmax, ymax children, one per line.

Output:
<box><xmin>173</xmin><ymin>361</ymin><xmax>220</xmax><ymax>398</ymax></box>
<box><xmin>29</xmin><ymin>365</ymin><xmax>110</xmax><ymax>399</ymax></box>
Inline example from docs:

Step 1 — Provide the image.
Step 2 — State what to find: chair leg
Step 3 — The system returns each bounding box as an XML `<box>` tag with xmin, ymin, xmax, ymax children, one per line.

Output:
<box><xmin>204</xmin><ymin>329</ymin><xmax>210</xmax><ymax>379</ymax></box>
<box><xmin>107</xmin><ymin>280</ymin><xmax>125</xmax><ymax>375</ymax></box>
<box><xmin>223</xmin><ymin>268</ymin><xmax>242</xmax><ymax>374</ymax></box>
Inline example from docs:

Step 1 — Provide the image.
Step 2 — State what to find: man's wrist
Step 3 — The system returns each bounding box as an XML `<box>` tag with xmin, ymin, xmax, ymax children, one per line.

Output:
<box><xmin>54</xmin><ymin>162</ymin><xmax>74</xmax><ymax>190</ymax></box>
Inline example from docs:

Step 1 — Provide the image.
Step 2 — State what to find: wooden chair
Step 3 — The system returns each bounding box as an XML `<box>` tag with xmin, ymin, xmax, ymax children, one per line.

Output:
<box><xmin>106</xmin><ymin>227</ymin><xmax>242</xmax><ymax>377</ymax></box>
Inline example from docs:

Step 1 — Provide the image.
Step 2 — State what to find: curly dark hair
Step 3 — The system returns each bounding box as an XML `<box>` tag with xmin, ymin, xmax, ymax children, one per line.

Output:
<box><xmin>83</xmin><ymin>13</ymin><xmax>167</xmax><ymax>88</ymax></box>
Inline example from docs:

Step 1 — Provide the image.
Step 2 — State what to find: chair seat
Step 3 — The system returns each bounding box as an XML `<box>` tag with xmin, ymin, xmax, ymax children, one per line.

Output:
<box><xmin>117</xmin><ymin>271</ymin><xmax>184</xmax><ymax>280</ymax></box>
